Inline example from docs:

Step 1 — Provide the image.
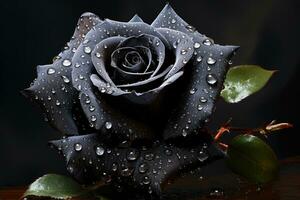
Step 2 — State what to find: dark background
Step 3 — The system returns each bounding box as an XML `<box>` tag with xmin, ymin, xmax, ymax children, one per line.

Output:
<box><xmin>0</xmin><ymin>0</ymin><xmax>299</xmax><ymax>186</ymax></box>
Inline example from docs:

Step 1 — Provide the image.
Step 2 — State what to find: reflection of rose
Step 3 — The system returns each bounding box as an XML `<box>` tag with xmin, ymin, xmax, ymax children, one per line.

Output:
<box><xmin>24</xmin><ymin>4</ymin><xmax>238</xmax><ymax>196</ymax></box>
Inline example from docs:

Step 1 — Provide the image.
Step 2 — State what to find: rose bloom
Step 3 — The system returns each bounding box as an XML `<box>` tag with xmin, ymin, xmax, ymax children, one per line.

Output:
<box><xmin>24</xmin><ymin>4</ymin><xmax>238</xmax><ymax>196</ymax></box>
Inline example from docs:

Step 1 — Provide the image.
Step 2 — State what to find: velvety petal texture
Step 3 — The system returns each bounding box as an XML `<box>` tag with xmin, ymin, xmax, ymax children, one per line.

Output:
<box><xmin>24</xmin><ymin>3</ymin><xmax>238</xmax><ymax>197</ymax></box>
<box><xmin>49</xmin><ymin>133</ymin><xmax>222</xmax><ymax>195</ymax></box>
<box><xmin>23</xmin><ymin>13</ymin><xmax>102</xmax><ymax>135</ymax></box>
<box><xmin>151</xmin><ymin>4</ymin><xmax>239</xmax><ymax>139</ymax></box>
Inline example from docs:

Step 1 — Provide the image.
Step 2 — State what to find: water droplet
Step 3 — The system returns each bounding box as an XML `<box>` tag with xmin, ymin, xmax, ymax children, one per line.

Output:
<box><xmin>61</xmin><ymin>75</ymin><xmax>70</xmax><ymax>83</ymax></box>
<box><xmin>105</xmin><ymin>121</ymin><xmax>112</xmax><ymax>129</ymax></box>
<box><xmin>144</xmin><ymin>153</ymin><xmax>154</xmax><ymax>161</ymax></box>
<box><xmin>75</xmin><ymin>63</ymin><xmax>80</xmax><ymax>68</ymax></box>
<box><xmin>171</xmin><ymin>18</ymin><xmax>176</xmax><ymax>24</ymax></box>
<box><xmin>104</xmin><ymin>45</ymin><xmax>108</xmax><ymax>49</ymax></box>
<box><xmin>83</xmin><ymin>39</ymin><xmax>89</xmax><ymax>44</ymax></box>
<box><xmin>127</xmin><ymin>149</ymin><xmax>139</xmax><ymax>161</ymax></box>
<box><xmin>95</xmin><ymin>52</ymin><xmax>101</xmax><ymax>58</ymax></box>
<box><xmin>164</xmin><ymin>149</ymin><xmax>173</xmax><ymax>156</ymax></box>
<box><xmin>228</xmin><ymin>60</ymin><xmax>233</xmax><ymax>65</ymax></box>
<box><xmin>186</xmin><ymin>25</ymin><xmax>196</xmax><ymax>32</ymax></box>
<box><xmin>142</xmin><ymin>176</ymin><xmax>151</xmax><ymax>185</ymax></box>
<box><xmin>55</xmin><ymin>100</ymin><xmax>61</xmax><ymax>106</ymax></box>
<box><xmin>138</xmin><ymin>163</ymin><xmax>148</xmax><ymax>174</ymax></box>
<box><xmin>53</xmin><ymin>55</ymin><xmax>61</xmax><ymax>62</ymax></box>
<box><xmin>189</xmin><ymin>88</ymin><xmax>197</xmax><ymax>95</ymax></box>
<box><xmin>100</xmin><ymin>87</ymin><xmax>106</xmax><ymax>93</ymax></box>
<box><xmin>84</xmin><ymin>46</ymin><xmax>92</xmax><ymax>54</ymax></box>
<box><xmin>95</xmin><ymin>146</ymin><xmax>105</xmax><ymax>156</ymax></box>
<box><xmin>172</xmin><ymin>39</ymin><xmax>181</xmax><ymax>49</ymax></box>
<box><xmin>62</xmin><ymin>59</ymin><xmax>72</xmax><ymax>67</ymax></box>
<box><xmin>183</xmin><ymin>59</ymin><xmax>188</xmax><ymax>64</ymax></box>
<box><xmin>85</xmin><ymin>97</ymin><xmax>91</xmax><ymax>104</ymax></box>
<box><xmin>112</xmin><ymin>163</ymin><xmax>118</xmax><ymax>172</ymax></box>
<box><xmin>121</xmin><ymin>167</ymin><xmax>133</xmax><ymax>176</ymax></box>
<box><xmin>156</xmin><ymin>41</ymin><xmax>160</xmax><ymax>46</ymax></box>
<box><xmin>194</xmin><ymin>42</ymin><xmax>201</xmax><ymax>49</ymax></box>
<box><xmin>196</xmin><ymin>56</ymin><xmax>202</xmax><ymax>62</ymax></box>
<box><xmin>47</xmin><ymin>68</ymin><xmax>56</xmax><ymax>75</ymax></box>
<box><xmin>181</xmin><ymin>49</ymin><xmax>187</xmax><ymax>55</ymax></box>
<box><xmin>203</xmin><ymin>39</ymin><xmax>212</xmax><ymax>46</ymax></box>
<box><xmin>198</xmin><ymin>150</ymin><xmax>209</xmax><ymax>162</ymax></box>
<box><xmin>207</xmin><ymin>57</ymin><xmax>216</xmax><ymax>65</ymax></box>
<box><xmin>89</xmin><ymin>105</ymin><xmax>95</xmax><ymax>112</ymax></box>
<box><xmin>206</xmin><ymin>74</ymin><xmax>218</xmax><ymax>86</ymax></box>
<box><xmin>182</xmin><ymin>129</ymin><xmax>187</xmax><ymax>137</ymax></box>
<box><xmin>74</xmin><ymin>143</ymin><xmax>82</xmax><ymax>152</ymax></box>
<box><xmin>197</xmin><ymin>105</ymin><xmax>203</xmax><ymax>111</ymax></box>
<box><xmin>91</xmin><ymin>115</ymin><xmax>97</xmax><ymax>122</ymax></box>
<box><xmin>200</xmin><ymin>97</ymin><xmax>207</xmax><ymax>103</ymax></box>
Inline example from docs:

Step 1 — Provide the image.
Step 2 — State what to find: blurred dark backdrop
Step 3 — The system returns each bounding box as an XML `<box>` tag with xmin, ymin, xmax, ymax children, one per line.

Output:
<box><xmin>0</xmin><ymin>0</ymin><xmax>299</xmax><ymax>186</ymax></box>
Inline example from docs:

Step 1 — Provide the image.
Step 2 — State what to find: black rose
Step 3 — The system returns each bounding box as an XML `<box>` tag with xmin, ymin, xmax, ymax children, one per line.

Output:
<box><xmin>24</xmin><ymin>4</ymin><xmax>238</xmax><ymax>196</ymax></box>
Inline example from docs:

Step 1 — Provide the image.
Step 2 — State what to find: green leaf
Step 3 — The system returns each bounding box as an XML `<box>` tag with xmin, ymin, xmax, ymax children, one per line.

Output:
<box><xmin>24</xmin><ymin>174</ymin><xmax>85</xmax><ymax>199</ymax></box>
<box><xmin>226</xmin><ymin>135</ymin><xmax>279</xmax><ymax>184</ymax></box>
<box><xmin>221</xmin><ymin>65</ymin><xmax>275</xmax><ymax>103</ymax></box>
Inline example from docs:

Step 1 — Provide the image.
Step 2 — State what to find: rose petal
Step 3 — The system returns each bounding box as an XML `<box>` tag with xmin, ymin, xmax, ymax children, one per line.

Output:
<box><xmin>152</xmin><ymin>4</ymin><xmax>240</xmax><ymax>139</ymax></box>
<box><xmin>111</xmin><ymin>47</ymin><xmax>147</xmax><ymax>73</ymax></box>
<box><xmin>116</xmin><ymin>34</ymin><xmax>166</xmax><ymax>77</ymax></box>
<box><xmin>155</xmin><ymin>28</ymin><xmax>193</xmax><ymax>80</ymax></box>
<box><xmin>116</xmin><ymin>64</ymin><xmax>173</xmax><ymax>88</ymax></box>
<box><xmin>129</xmin><ymin>14</ymin><xmax>144</xmax><ymax>23</ymax></box>
<box><xmin>164</xmin><ymin>45</ymin><xmax>239</xmax><ymax>139</ymax></box>
<box><xmin>22</xmin><ymin>12</ymin><xmax>102</xmax><ymax>135</ymax></box>
<box><xmin>152</xmin><ymin>4</ymin><xmax>204</xmax><ymax>37</ymax></box>
<box><xmin>78</xmin><ymin>92</ymin><xmax>154</xmax><ymax>140</ymax></box>
<box><xmin>49</xmin><ymin>133</ymin><xmax>223</xmax><ymax>196</ymax></box>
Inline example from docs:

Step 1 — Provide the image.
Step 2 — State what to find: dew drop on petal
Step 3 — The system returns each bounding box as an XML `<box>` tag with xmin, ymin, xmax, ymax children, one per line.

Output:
<box><xmin>206</xmin><ymin>74</ymin><xmax>218</xmax><ymax>86</ymax></box>
<box><xmin>189</xmin><ymin>88</ymin><xmax>197</xmax><ymax>95</ymax></box>
<box><xmin>96</xmin><ymin>52</ymin><xmax>101</xmax><ymax>58</ymax></box>
<box><xmin>203</xmin><ymin>39</ymin><xmax>212</xmax><ymax>46</ymax></box>
<box><xmin>186</xmin><ymin>25</ymin><xmax>196</xmax><ymax>32</ymax></box>
<box><xmin>127</xmin><ymin>149</ymin><xmax>138</xmax><ymax>161</ymax></box>
<box><xmin>196</xmin><ymin>56</ymin><xmax>202</xmax><ymax>62</ymax></box>
<box><xmin>84</xmin><ymin>46</ymin><xmax>92</xmax><ymax>54</ymax></box>
<box><xmin>182</xmin><ymin>129</ymin><xmax>187</xmax><ymax>137</ymax></box>
<box><xmin>47</xmin><ymin>68</ymin><xmax>56</xmax><ymax>75</ymax></box>
<box><xmin>100</xmin><ymin>87</ymin><xmax>106</xmax><ymax>93</ymax></box>
<box><xmin>105</xmin><ymin>121</ymin><xmax>112</xmax><ymax>129</ymax></box>
<box><xmin>95</xmin><ymin>146</ymin><xmax>105</xmax><ymax>156</ymax></box>
<box><xmin>61</xmin><ymin>75</ymin><xmax>70</xmax><ymax>83</ymax></box>
<box><xmin>200</xmin><ymin>97</ymin><xmax>207</xmax><ymax>103</ymax></box>
<box><xmin>144</xmin><ymin>153</ymin><xmax>154</xmax><ymax>161</ymax></box>
<box><xmin>138</xmin><ymin>163</ymin><xmax>148</xmax><ymax>174</ymax></box>
<box><xmin>55</xmin><ymin>100</ymin><xmax>61</xmax><ymax>106</ymax></box>
<box><xmin>74</xmin><ymin>143</ymin><xmax>82</xmax><ymax>152</ymax></box>
<box><xmin>142</xmin><ymin>176</ymin><xmax>151</xmax><ymax>185</ymax></box>
<box><xmin>112</xmin><ymin>163</ymin><xmax>118</xmax><ymax>172</ymax></box>
<box><xmin>194</xmin><ymin>42</ymin><xmax>201</xmax><ymax>49</ymax></box>
<box><xmin>62</xmin><ymin>59</ymin><xmax>72</xmax><ymax>67</ymax></box>
<box><xmin>89</xmin><ymin>105</ymin><xmax>95</xmax><ymax>112</ymax></box>
<box><xmin>171</xmin><ymin>18</ymin><xmax>176</xmax><ymax>24</ymax></box>
<box><xmin>164</xmin><ymin>149</ymin><xmax>172</xmax><ymax>156</ymax></box>
<box><xmin>207</xmin><ymin>57</ymin><xmax>216</xmax><ymax>65</ymax></box>
<box><xmin>181</xmin><ymin>49</ymin><xmax>187</xmax><ymax>55</ymax></box>
<box><xmin>91</xmin><ymin>115</ymin><xmax>97</xmax><ymax>122</ymax></box>
<box><xmin>197</xmin><ymin>105</ymin><xmax>203</xmax><ymax>111</ymax></box>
